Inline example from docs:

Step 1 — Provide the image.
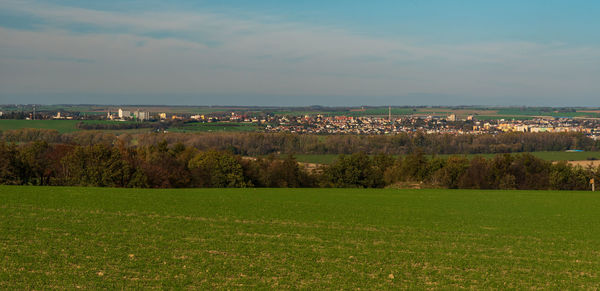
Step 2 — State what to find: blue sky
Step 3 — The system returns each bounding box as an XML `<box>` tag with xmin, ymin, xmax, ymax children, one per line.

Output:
<box><xmin>0</xmin><ymin>0</ymin><xmax>599</xmax><ymax>106</ymax></box>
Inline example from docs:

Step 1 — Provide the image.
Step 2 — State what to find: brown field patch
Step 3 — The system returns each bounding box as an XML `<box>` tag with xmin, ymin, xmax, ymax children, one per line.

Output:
<box><xmin>567</xmin><ymin>160</ymin><xmax>599</xmax><ymax>167</ymax></box>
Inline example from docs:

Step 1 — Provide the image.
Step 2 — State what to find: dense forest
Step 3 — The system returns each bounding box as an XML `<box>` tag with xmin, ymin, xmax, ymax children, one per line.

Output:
<box><xmin>1</xmin><ymin>128</ymin><xmax>597</xmax><ymax>155</ymax></box>
<box><xmin>1</xmin><ymin>139</ymin><xmax>597</xmax><ymax>190</ymax></box>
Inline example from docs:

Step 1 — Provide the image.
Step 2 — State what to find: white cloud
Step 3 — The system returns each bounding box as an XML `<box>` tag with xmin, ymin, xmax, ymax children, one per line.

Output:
<box><xmin>0</xmin><ymin>0</ymin><xmax>599</xmax><ymax>105</ymax></box>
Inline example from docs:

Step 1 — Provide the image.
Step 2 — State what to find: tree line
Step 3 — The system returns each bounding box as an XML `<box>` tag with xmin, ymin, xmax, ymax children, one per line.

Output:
<box><xmin>1</xmin><ymin>129</ymin><xmax>598</xmax><ymax>155</ymax></box>
<box><xmin>1</xmin><ymin>140</ymin><xmax>597</xmax><ymax>190</ymax></box>
<box><xmin>0</xmin><ymin>140</ymin><xmax>315</xmax><ymax>188</ymax></box>
<box><xmin>324</xmin><ymin>151</ymin><xmax>598</xmax><ymax>190</ymax></box>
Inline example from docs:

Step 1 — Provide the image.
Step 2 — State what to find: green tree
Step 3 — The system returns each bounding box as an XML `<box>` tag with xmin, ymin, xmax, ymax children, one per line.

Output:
<box><xmin>490</xmin><ymin>154</ymin><xmax>514</xmax><ymax>189</ymax></box>
<box><xmin>436</xmin><ymin>156</ymin><xmax>469</xmax><ymax>189</ymax></box>
<box><xmin>188</xmin><ymin>150</ymin><xmax>245</xmax><ymax>187</ymax></box>
<box><xmin>0</xmin><ymin>142</ymin><xmax>20</xmax><ymax>185</ymax></box>
<box><xmin>383</xmin><ymin>157</ymin><xmax>404</xmax><ymax>185</ymax></box>
<box><xmin>401</xmin><ymin>150</ymin><xmax>430</xmax><ymax>182</ymax></box>
<box><xmin>266</xmin><ymin>155</ymin><xmax>304</xmax><ymax>187</ymax></box>
<box><xmin>322</xmin><ymin>153</ymin><xmax>382</xmax><ymax>188</ymax></box>
<box><xmin>17</xmin><ymin>141</ymin><xmax>51</xmax><ymax>185</ymax></box>
<box><xmin>60</xmin><ymin>144</ymin><xmax>133</xmax><ymax>187</ymax></box>
<box><xmin>458</xmin><ymin>156</ymin><xmax>492</xmax><ymax>189</ymax></box>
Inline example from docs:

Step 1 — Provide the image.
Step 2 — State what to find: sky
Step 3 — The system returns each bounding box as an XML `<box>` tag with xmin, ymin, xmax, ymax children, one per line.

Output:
<box><xmin>0</xmin><ymin>0</ymin><xmax>599</xmax><ymax>106</ymax></box>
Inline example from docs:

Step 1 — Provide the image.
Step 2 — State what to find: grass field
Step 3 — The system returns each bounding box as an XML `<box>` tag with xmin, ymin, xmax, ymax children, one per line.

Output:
<box><xmin>433</xmin><ymin>151</ymin><xmax>600</xmax><ymax>161</ymax></box>
<box><xmin>0</xmin><ymin>120</ymin><xmax>155</xmax><ymax>134</ymax></box>
<box><xmin>474</xmin><ymin>115</ymin><xmax>536</xmax><ymax>120</ymax></box>
<box><xmin>274</xmin><ymin>108</ymin><xmax>416</xmax><ymax>117</ymax></box>
<box><xmin>496</xmin><ymin>108</ymin><xmax>600</xmax><ymax>118</ymax></box>
<box><xmin>515</xmin><ymin>151</ymin><xmax>600</xmax><ymax>161</ymax></box>
<box><xmin>294</xmin><ymin>154</ymin><xmax>340</xmax><ymax>164</ymax></box>
<box><xmin>167</xmin><ymin>122</ymin><xmax>262</xmax><ymax>133</ymax></box>
<box><xmin>292</xmin><ymin>151</ymin><xmax>600</xmax><ymax>164</ymax></box>
<box><xmin>0</xmin><ymin>120</ymin><xmax>81</xmax><ymax>133</ymax></box>
<box><xmin>2</xmin><ymin>186</ymin><xmax>600</xmax><ymax>289</ymax></box>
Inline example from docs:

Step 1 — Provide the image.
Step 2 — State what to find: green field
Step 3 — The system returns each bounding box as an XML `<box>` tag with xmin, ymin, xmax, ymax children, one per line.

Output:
<box><xmin>495</xmin><ymin>108</ymin><xmax>600</xmax><ymax>118</ymax></box>
<box><xmin>434</xmin><ymin>151</ymin><xmax>600</xmax><ymax>161</ymax></box>
<box><xmin>167</xmin><ymin>122</ymin><xmax>262</xmax><ymax>133</ymax></box>
<box><xmin>269</xmin><ymin>107</ymin><xmax>600</xmax><ymax>119</ymax></box>
<box><xmin>474</xmin><ymin>115</ymin><xmax>536</xmax><ymax>120</ymax></box>
<box><xmin>293</xmin><ymin>154</ymin><xmax>341</xmax><ymax>164</ymax></box>
<box><xmin>0</xmin><ymin>120</ymin><xmax>81</xmax><ymax>133</ymax></box>
<box><xmin>0</xmin><ymin>120</ymin><xmax>155</xmax><ymax>134</ymax></box>
<box><xmin>292</xmin><ymin>151</ymin><xmax>600</xmax><ymax>164</ymax></box>
<box><xmin>512</xmin><ymin>151</ymin><xmax>600</xmax><ymax>161</ymax></box>
<box><xmin>2</xmin><ymin>186</ymin><xmax>600</xmax><ymax>289</ymax></box>
<box><xmin>274</xmin><ymin>108</ymin><xmax>416</xmax><ymax>117</ymax></box>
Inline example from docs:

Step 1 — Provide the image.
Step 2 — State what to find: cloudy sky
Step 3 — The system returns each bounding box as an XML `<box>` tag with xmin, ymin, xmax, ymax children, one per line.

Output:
<box><xmin>1</xmin><ymin>0</ymin><xmax>599</xmax><ymax>106</ymax></box>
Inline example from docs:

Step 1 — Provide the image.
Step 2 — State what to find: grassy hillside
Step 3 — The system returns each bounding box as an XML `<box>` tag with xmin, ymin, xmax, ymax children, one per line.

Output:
<box><xmin>1</xmin><ymin>186</ymin><xmax>600</xmax><ymax>289</ymax></box>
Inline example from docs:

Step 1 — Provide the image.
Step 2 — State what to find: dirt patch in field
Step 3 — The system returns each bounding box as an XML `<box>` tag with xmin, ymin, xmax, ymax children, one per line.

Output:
<box><xmin>551</xmin><ymin>160</ymin><xmax>599</xmax><ymax>168</ymax></box>
<box><xmin>566</xmin><ymin>160</ymin><xmax>599</xmax><ymax>168</ymax></box>
<box><xmin>299</xmin><ymin>162</ymin><xmax>322</xmax><ymax>173</ymax></box>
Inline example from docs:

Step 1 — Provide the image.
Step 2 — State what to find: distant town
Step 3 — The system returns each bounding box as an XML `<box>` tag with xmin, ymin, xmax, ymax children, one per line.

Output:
<box><xmin>265</xmin><ymin>114</ymin><xmax>600</xmax><ymax>139</ymax></box>
<box><xmin>1</xmin><ymin>105</ymin><xmax>600</xmax><ymax>139</ymax></box>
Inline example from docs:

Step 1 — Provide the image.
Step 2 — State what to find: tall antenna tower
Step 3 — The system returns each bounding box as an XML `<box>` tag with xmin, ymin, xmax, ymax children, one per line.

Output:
<box><xmin>388</xmin><ymin>106</ymin><xmax>391</xmax><ymax>122</ymax></box>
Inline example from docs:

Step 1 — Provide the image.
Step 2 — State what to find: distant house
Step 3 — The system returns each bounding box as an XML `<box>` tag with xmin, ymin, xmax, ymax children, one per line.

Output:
<box><xmin>118</xmin><ymin>109</ymin><xmax>131</xmax><ymax>119</ymax></box>
<box><xmin>134</xmin><ymin>111</ymin><xmax>150</xmax><ymax>121</ymax></box>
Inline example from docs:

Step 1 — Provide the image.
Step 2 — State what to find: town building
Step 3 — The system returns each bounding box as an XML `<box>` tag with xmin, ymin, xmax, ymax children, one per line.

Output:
<box><xmin>118</xmin><ymin>109</ymin><xmax>131</xmax><ymax>119</ymax></box>
<box><xmin>134</xmin><ymin>111</ymin><xmax>150</xmax><ymax>121</ymax></box>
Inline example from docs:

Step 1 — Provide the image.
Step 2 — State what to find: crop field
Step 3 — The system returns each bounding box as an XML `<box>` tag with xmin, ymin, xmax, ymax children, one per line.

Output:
<box><xmin>2</xmin><ymin>186</ymin><xmax>600</xmax><ymax>289</ymax></box>
<box><xmin>292</xmin><ymin>151</ymin><xmax>600</xmax><ymax>164</ymax></box>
